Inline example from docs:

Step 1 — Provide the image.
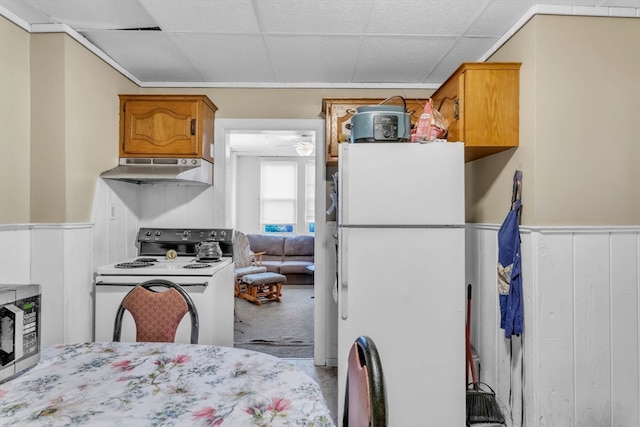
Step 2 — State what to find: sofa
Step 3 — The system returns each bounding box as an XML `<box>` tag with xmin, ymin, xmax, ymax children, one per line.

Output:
<box><xmin>246</xmin><ymin>234</ymin><xmax>314</xmax><ymax>286</ymax></box>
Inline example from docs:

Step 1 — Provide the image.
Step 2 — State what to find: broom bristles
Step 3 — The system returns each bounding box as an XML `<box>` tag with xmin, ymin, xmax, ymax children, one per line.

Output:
<box><xmin>466</xmin><ymin>383</ymin><xmax>505</xmax><ymax>425</ymax></box>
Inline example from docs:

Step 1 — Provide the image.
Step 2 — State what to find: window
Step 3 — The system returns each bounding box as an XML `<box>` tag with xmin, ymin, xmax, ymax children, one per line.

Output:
<box><xmin>261</xmin><ymin>160</ymin><xmax>297</xmax><ymax>233</ymax></box>
<box><xmin>305</xmin><ymin>161</ymin><xmax>315</xmax><ymax>233</ymax></box>
<box><xmin>260</xmin><ymin>159</ymin><xmax>315</xmax><ymax>234</ymax></box>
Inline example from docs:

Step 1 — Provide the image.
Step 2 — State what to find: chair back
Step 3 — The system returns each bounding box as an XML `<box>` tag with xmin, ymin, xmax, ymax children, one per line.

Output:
<box><xmin>344</xmin><ymin>335</ymin><xmax>388</xmax><ymax>427</ymax></box>
<box><xmin>113</xmin><ymin>279</ymin><xmax>199</xmax><ymax>344</ymax></box>
<box><xmin>233</xmin><ymin>230</ymin><xmax>254</xmax><ymax>269</ymax></box>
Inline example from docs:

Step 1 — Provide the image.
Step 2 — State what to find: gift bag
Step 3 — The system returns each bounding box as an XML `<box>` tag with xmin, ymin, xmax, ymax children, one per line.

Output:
<box><xmin>410</xmin><ymin>98</ymin><xmax>447</xmax><ymax>142</ymax></box>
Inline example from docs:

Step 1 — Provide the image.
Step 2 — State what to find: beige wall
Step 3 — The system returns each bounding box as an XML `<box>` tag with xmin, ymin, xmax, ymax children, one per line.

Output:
<box><xmin>29</xmin><ymin>32</ymin><xmax>138</xmax><ymax>223</ymax></box>
<box><xmin>0</xmin><ymin>18</ymin><xmax>30</xmax><ymax>222</ymax></box>
<box><xmin>62</xmin><ymin>35</ymin><xmax>138</xmax><ymax>222</ymax></box>
<box><xmin>30</xmin><ymin>34</ymin><xmax>67</xmax><ymax>223</ymax></box>
<box><xmin>467</xmin><ymin>15</ymin><xmax>640</xmax><ymax>226</ymax></box>
<box><xmin>3</xmin><ymin>19</ymin><xmax>139</xmax><ymax>224</ymax></box>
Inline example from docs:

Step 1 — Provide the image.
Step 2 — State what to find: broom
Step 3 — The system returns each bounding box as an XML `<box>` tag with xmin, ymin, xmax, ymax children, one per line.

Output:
<box><xmin>466</xmin><ymin>284</ymin><xmax>505</xmax><ymax>426</ymax></box>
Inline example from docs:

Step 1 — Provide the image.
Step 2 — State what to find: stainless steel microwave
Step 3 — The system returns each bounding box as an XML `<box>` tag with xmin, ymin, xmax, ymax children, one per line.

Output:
<box><xmin>0</xmin><ymin>284</ymin><xmax>41</xmax><ymax>383</ymax></box>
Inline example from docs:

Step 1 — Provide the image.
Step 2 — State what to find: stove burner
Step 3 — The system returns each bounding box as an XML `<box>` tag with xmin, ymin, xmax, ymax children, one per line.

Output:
<box><xmin>184</xmin><ymin>263</ymin><xmax>213</xmax><ymax>269</ymax></box>
<box><xmin>115</xmin><ymin>261</ymin><xmax>154</xmax><ymax>269</ymax></box>
<box><xmin>135</xmin><ymin>257</ymin><xmax>157</xmax><ymax>263</ymax></box>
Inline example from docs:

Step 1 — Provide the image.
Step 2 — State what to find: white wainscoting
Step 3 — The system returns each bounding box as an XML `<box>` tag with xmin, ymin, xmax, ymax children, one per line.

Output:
<box><xmin>466</xmin><ymin>224</ymin><xmax>640</xmax><ymax>427</ymax></box>
<box><xmin>91</xmin><ymin>178</ymin><xmax>140</xmax><ymax>268</ymax></box>
<box><xmin>0</xmin><ymin>224</ymin><xmax>94</xmax><ymax>345</ymax></box>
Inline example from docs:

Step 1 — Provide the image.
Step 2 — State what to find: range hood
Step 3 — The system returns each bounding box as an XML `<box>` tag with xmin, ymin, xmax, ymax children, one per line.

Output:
<box><xmin>100</xmin><ymin>158</ymin><xmax>213</xmax><ymax>186</ymax></box>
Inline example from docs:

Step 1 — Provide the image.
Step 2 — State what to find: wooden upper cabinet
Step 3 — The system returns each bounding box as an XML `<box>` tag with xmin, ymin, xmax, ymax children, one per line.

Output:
<box><xmin>431</xmin><ymin>62</ymin><xmax>521</xmax><ymax>162</ymax></box>
<box><xmin>119</xmin><ymin>95</ymin><xmax>217</xmax><ymax>163</ymax></box>
<box><xmin>322</xmin><ymin>98</ymin><xmax>428</xmax><ymax>166</ymax></box>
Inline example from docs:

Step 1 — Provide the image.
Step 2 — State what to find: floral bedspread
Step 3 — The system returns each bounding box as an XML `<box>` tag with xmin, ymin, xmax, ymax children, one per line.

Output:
<box><xmin>0</xmin><ymin>342</ymin><xmax>335</xmax><ymax>426</ymax></box>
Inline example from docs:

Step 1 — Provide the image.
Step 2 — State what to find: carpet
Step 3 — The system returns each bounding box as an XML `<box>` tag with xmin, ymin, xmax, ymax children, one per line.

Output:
<box><xmin>234</xmin><ymin>285</ymin><xmax>314</xmax><ymax>358</ymax></box>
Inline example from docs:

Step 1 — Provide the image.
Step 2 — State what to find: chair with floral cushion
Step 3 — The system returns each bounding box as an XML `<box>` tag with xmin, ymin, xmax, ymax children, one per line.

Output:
<box><xmin>113</xmin><ymin>279</ymin><xmax>199</xmax><ymax>344</ymax></box>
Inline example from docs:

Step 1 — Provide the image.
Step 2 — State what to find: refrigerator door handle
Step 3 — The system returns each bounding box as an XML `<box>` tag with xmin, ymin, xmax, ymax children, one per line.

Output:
<box><xmin>340</xmin><ymin>230</ymin><xmax>348</xmax><ymax>320</ymax></box>
<box><xmin>339</xmin><ymin>146</ymin><xmax>348</xmax><ymax>226</ymax></box>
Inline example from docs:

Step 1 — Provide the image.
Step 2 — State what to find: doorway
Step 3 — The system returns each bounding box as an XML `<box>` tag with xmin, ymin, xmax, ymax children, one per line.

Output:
<box><xmin>214</xmin><ymin>119</ymin><xmax>333</xmax><ymax>366</ymax></box>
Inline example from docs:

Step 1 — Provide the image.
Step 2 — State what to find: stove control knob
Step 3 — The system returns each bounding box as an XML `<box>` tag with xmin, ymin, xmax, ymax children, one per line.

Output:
<box><xmin>182</xmin><ymin>230</ymin><xmax>191</xmax><ymax>238</ymax></box>
<box><xmin>155</xmin><ymin>230</ymin><xmax>161</xmax><ymax>236</ymax></box>
<box><xmin>180</xmin><ymin>159</ymin><xmax>187</xmax><ymax>165</ymax></box>
<box><xmin>146</xmin><ymin>230</ymin><xmax>152</xmax><ymax>236</ymax></box>
<box><xmin>209</xmin><ymin>231</ymin><xmax>217</xmax><ymax>239</ymax></box>
<box><xmin>191</xmin><ymin>159</ymin><xmax>198</xmax><ymax>165</ymax></box>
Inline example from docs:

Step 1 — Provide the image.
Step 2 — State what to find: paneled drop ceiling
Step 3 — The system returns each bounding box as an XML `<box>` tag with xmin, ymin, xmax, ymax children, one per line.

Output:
<box><xmin>1</xmin><ymin>0</ymin><xmax>639</xmax><ymax>88</ymax></box>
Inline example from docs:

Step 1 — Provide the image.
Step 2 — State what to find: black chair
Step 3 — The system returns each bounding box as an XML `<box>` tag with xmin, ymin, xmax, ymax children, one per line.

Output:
<box><xmin>113</xmin><ymin>279</ymin><xmax>199</xmax><ymax>344</ymax></box>
<box><xmin>343</xmin><ymin>335</ymin><xmax>388</xmax><ymax>427</ymax></box>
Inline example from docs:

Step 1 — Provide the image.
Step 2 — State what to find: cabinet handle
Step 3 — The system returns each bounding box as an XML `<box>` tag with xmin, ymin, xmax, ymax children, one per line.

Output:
<box><xmin>453</xmin><ymin>99</ymin><xmax>460</xmax><ymax>120</ymax></box>
<box><xmin>191</xmin><ymin>119</ymin><xmax>196</xmax><ymax>135</ymax></box>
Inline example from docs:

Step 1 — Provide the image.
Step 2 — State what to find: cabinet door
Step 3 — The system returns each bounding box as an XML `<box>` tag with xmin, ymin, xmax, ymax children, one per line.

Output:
<box><xmin>322</xmin><ymin>98</ymin><xmax>427</xmax><ymax>166</ymax></box>
<box><xmin>121</xmin><ymin>99</ymin><xmax>199</xmax><ymax>157</ymax></box>
<box><xmin>430</xmin><ymin>62</ymin><xmax>520</xmax><ymax>162</ymax></box>
<box><xmin>462</xmin><ymin>67</ymin><xmax>520</xmax><ymax>149</ymax></box>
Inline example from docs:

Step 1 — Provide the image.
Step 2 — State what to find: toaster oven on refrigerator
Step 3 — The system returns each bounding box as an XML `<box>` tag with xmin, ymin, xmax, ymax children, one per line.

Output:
<box><xmin>0</xmin><ymin>284</ymin><xmax>41</xmax><ymax>383</ymax></box>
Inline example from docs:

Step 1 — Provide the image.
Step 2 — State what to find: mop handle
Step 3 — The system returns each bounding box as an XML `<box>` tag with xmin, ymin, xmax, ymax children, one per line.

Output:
<box><xmin>467</xmin><ymin>283</ymin><xmax>478</xmax><ymax>384</ymax></box>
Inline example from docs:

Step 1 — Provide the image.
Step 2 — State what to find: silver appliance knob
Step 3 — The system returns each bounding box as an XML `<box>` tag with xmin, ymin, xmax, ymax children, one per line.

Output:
<box><xmin>180</xmin><ymin>159</ymin><xmax>187</xmax><ymax>165</ymax></box>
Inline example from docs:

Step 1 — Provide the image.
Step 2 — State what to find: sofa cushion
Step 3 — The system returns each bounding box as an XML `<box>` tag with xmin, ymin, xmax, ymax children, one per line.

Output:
<box><xmin>283</xmin><ymin>235</ymin><xmax>314</xmax><ymax>262</ymax></box>
<box><xmin>247</xmin><ymin>234</ymin><xmax>285</xmax><ymax>261</ymax></box>
<box><xmin>260</xmin><ymin>260</ymin><xmax>282</xmax><ymax>274</ymax></box>
<box><xmin>279</xmin><ymin>261</ymin><xmax>314</xmax><ymax>275</ymax></box>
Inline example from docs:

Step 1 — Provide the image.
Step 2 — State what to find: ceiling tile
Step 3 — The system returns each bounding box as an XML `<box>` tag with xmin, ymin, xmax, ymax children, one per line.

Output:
<box><xmin>25</xmin><ymin>0</ymin><xmax>156</xmax><ymax>29</ymax></box>
<box><xmin>354</xmin><ymin>36</ymin><xmax>456</xmax><ymax>83</ymax></box>
<box><xmin>0</xmin><ymin>0</ymin><xmax>52</xmax><ymax>23</ymax></box>
<box><xmin>267</xmin><ymin>35</ymin><xmax>362</xmax><ymax>83</ymax></box>
<box><xmin>466</xmin><ymin>1</ymin><xmax>539</xmax><ymax>36</ymax></box>
<box><xmin>142</xmin><ymin>0</ymin><xmax>260</xmax><ymax>33</ymax></box>
<box><xmin>82</xmin><ymin>30</ymin><xmax>202</xmax><ymax>81</ymax></box>
<box><xmin>366</xmin><ymin>0</ymin><xmax>487</xmax><ymax>35</ymax></box>
<box><xmin>172</xmin><ymin>33</ymin><xmax>276</xmax><ymax>82</ymax></box>
<box><xmin>255</xmin><ymin>0</ymin><xmax>374</xmax><ymax>34</ymax></box>
<box><xmin>601</xmin><ymin>0</ymin><xmax>640</xmax><ymax>6</ymax></box>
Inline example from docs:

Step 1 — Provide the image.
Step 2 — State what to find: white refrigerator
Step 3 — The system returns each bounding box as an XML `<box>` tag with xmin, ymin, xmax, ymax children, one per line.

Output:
<box><xmin>337</xmin><ymin>141</ymin><xmax>465</xmax><ymax>426</ymax></box>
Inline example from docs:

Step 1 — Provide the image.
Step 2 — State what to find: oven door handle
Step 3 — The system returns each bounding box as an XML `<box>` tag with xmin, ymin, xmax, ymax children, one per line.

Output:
<box><xmin>95</xmin><ymin>281</ymin><xmax>208</xmax><ymax>287</ymax></box>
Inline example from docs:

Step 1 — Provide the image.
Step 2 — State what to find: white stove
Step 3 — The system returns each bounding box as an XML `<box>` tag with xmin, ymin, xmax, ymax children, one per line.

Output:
<box><xmin>94</xmin><ymin>228</ymin><xmax>236</xmax><ymax>346</ymax></box>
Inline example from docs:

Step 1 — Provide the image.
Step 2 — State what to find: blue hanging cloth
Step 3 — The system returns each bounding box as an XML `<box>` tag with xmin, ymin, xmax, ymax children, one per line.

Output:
<box><xmin>497</xmin><ymin>170</ymin><xmax>523</xmax><ymax>338</ymax></box>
